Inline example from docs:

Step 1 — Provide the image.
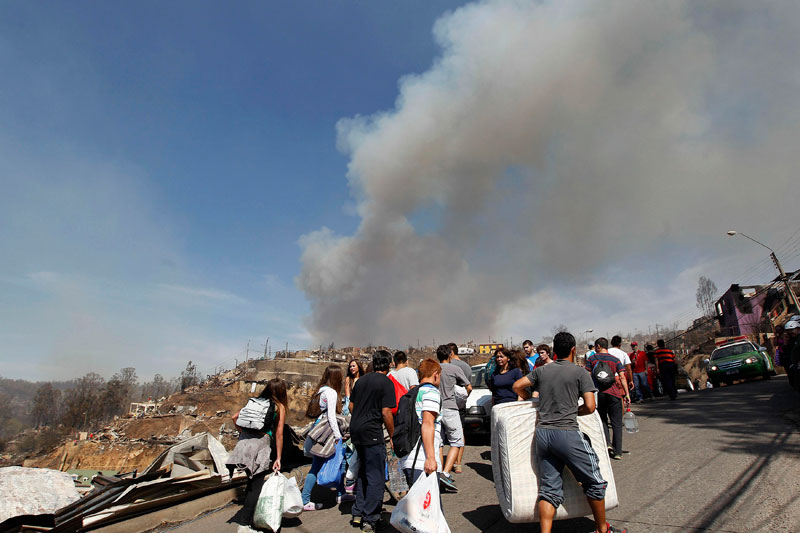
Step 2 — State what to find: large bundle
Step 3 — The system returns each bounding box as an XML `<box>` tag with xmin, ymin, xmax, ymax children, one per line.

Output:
<box><xmin>491</xmin><ymin>400</ymin><xmax>618</xmax><ymax>523</ymax></box>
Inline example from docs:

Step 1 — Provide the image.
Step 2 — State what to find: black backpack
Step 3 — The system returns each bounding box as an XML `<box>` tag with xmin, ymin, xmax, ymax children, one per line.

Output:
<box><xmin>591</xmin><ymin>359</ymin><xmax>617</xmax><ymax>392</ymax></box>
<box><xmin>392</xmin><ymin>384</ymin><xmax>439</xmax><ymax>458</ymax></box>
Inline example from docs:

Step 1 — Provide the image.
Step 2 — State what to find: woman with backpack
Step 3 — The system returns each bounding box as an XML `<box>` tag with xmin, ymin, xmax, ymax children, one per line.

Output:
<box><xmin>489</xmin><ymin>347</ymin><xmax>523</xmax><ymax>405</ymax></box>
<box><xmin>225</xmin><ymin>378</ymin><xmax>287</xmax><ymax>511</ymax></box>
<box><xmin>301</xmin><ymin>365</ymin><xmax>352</xmax><ymax>510</ymax></box>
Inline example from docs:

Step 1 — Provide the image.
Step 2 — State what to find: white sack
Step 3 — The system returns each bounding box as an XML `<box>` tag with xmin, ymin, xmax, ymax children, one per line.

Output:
<box><xmin>253</xmin><ymin>472</ymin><xmax>284</xmax><ymax>531</ymax></box>
<box><xmin>491</xmin><ymin>401</ymin><xmax>618</xmax><ymax>523</ymax></box>
<box><xmin>390</xmin><ymin>472</ymin><xmax>450</xmax><ymax>533</ymax></box>
<box><xmin>282</xmin><ymin>476</ymin><xmax>303</xmax><ymax>518</ymax></box>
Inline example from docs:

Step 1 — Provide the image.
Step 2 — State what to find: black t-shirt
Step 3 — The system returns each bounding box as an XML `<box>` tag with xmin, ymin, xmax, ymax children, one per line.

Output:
<box><xmin>350</xmin><ymin>372</ymin><xmax>396</xmax><ymax>445</ymax></box>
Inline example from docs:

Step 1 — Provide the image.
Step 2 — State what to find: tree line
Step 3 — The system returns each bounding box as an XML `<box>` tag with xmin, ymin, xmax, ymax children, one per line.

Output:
<box><xmin>1</xmin><ymin>362</ymin><xmax>202</xmax><ymax>454</ymax></box>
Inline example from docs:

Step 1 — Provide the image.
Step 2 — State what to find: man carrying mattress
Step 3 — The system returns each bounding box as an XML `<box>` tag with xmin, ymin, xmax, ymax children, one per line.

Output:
<box><xmin>513</xmin><ymin>331</ymin><xmax>627</xmax><ymax>533</ymax></box>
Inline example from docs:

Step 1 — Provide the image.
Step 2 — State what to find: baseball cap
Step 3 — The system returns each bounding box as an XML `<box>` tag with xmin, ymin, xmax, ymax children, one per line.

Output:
<box><xmin>631</xmin><ymin>341</ymin><xmax>638</xmax><ymax>346</ymax></box>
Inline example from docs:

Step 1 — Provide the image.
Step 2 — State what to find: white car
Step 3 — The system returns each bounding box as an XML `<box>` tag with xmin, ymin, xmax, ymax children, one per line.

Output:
<box><xmin>463</xmin><ymin>364</ymin><xmax>493</xmax><ymax>435</ymax></box>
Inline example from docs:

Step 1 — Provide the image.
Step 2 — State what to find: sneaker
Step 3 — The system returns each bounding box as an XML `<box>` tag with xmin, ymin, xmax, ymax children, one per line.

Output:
<box><xmin>611</xmin><ymin>453</ymin><xmax>623</xmax><ymax>460</ymax></box>
<box><xmin>337</xmin><ymin>494</ymin><xmax>356</xmax><ymax>504</ymax></box>
<box><xmin>599</xmin><ymin>522</ymin><xmax>627</xmax><ymax>533</ymax></box>
<box><xmin>360</xmin><ymin>517</ymin><xmax>388</xmax><ymax>531</ymax></box>
<box><xmin>453</xmin><ymin>463</ymin><xmax>462</xmax><ymax>474</ymax></box>
<box><xmin>345</xmin><ymin>482</ymin><xmax>356</xmax><ymax>494</ymax></box>
<box><xmin>302</xmin><ymin>502</ymin><xmax>322</xmax><ymax>511</ymax></box>
<box><xmin>438</xmin><ymin>472</ymin><xmax>458</xmax><ymax>492</ymax></box>
<box><xmin>350</xmin><ymin>515</ymin><xmax>362</xmax><ymax>527</ymax></box>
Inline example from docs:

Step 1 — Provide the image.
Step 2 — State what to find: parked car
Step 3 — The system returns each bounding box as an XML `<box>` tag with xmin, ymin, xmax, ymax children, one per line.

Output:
<box><xmin>705</xmin><ymin>337</ymin><xmax>774</xmax><ymax>387</ymax></box>
<box><xmin>463</xmin><ymin>364</ymin><xmax>492</xmax><ymax>436</ymax></box>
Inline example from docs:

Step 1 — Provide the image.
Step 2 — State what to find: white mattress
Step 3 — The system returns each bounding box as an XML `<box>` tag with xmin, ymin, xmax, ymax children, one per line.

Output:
<box><xmin>490</xmin><ymin>400</ymin><xmax>618</xmax><ymax>523</ymax></box>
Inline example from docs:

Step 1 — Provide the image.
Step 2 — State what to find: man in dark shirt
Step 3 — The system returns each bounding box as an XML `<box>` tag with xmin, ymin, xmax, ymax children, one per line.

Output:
<box><xmin>513</xmin><ymin>332</ymin><xmax>624</xmax><ymax>533</ymax></box>
<box><xmin>349</xmin><ymin>350</ymin><xmax>396</xmax><ymax>532</ymax></box>
<box><xmin>586</xmin><ymin>337</ymin><xmax>630</xmax><ymax>460</ymax></box>
<box><xmin>654</xmin><ymin>338</ymin><xmax>678</xmax><ymax>400</ymax></box>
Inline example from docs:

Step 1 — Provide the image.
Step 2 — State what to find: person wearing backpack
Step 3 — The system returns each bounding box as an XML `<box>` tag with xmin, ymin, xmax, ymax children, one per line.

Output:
<box><xmin>397</xmin><ymin>358</ymin><xmax>443</xmax><ymax>487</ymax></box>
<box><xmin>585</xmin><ymin>337</ymin><xmax>630</xmax><ymax>461</ymax></box>
<box><xmin>301</xmin><ymin>365</ymin><xmax>352</xmax><ymax>510</ymax></box>
<box><xmin>225</xmin><ymin>378</ymin><xmax>287</xmax><ymax>521</ymax></box>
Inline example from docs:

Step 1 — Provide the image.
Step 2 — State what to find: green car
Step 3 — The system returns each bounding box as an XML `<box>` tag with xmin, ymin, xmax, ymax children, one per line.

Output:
<box><xmin>706</xmin><ymin>339</ymin><xmax>775</xmax><ymax>387</ymax></box>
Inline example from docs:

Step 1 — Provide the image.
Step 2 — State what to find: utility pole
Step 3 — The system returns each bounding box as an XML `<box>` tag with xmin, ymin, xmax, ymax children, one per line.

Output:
<box><xmin>264</xmin><ymin>337</ymin><xmax>269</xmax><ymax>359</ymax></box>
<box><xmin>771</xmin><ymin>252</ymin><xmax>800</xmax><ymax>311</ymax></box>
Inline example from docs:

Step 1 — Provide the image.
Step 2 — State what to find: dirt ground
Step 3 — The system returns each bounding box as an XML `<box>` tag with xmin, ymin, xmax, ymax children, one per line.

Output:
<box><xmin>23</xmin><ymin>439</ymin><xmax>168</xmax><ymax>472</ymax></box>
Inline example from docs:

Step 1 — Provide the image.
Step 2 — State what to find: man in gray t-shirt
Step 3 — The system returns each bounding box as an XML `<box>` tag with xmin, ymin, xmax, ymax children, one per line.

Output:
<box><xmin>436</xmin><ymin>345</ymin><xmax>471</xmax><ymax>485</ymax></box>
<box><xmin>448</xmin><ymin>343</ymin><xmax>472</xmax><ymax>475</ymax></box>
<box><xmin>512</xmin><ymin>332</ymin><xmax>620</xmax><ymax>533</ymax></box>
<box><xmin>525</xmin><ymin>360</ymin><xmax>596</xmax><ymax>430</ymax></box>
<box><xmin>439</xmin><ymin>362</ymin><xmax>470</xmax><ymax>409</ymax></box>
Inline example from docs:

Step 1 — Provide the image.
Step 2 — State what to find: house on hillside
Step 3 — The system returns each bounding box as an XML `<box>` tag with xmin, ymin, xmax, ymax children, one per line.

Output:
<box><xmin>478</xmin><ymin>342</ymin><xmax>503</xmax><ymax>355</ymax></box>
<box><xmin>715</xmin><ymin>270</ymin><xmax>800</xmax><ymax>336</ymax></box>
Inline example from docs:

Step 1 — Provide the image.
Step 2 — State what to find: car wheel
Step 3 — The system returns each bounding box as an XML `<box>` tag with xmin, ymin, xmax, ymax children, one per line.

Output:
<box><xmin>762</xmin><ymin>371</ymin><xmax>771</xmax><ymax>380</ymax></box>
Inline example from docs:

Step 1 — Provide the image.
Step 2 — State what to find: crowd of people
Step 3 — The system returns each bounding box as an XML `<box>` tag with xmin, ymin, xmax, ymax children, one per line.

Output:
<box><xmin>223</xmin><ymin>334</ymin><xmax>680</xmax><ymax>533</ymax></box>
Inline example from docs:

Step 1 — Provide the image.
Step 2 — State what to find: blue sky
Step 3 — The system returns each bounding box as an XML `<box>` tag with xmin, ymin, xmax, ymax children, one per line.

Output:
<box><xmin>3</xmin><ymin>1</ymin><xmax>800</xmax><ymax>381</ymax></box>
<box><xmin>0</xmin><ymin>1</ymin><xmax>467</xmax><ymax>380</ymax></box>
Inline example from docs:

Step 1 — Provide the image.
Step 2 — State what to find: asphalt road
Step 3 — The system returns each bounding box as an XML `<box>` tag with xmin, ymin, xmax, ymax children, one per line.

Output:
<box><xmin>169</xmin><ymin>376</ymin><xmax>800</xmax><ymax>533</ymax></box>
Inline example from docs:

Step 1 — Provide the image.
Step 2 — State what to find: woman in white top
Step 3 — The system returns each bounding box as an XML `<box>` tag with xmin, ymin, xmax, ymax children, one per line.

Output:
<box><xmin>301</xmin><ymin>365</ymin><xmax>352</xmax><ymax>510</ymax></box>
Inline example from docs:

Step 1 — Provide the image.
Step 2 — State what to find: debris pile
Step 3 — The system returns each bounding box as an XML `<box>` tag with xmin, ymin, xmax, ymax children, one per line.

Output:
<box><xmin>1</xmin><ymin>433</ymin><xmax>246</xmax><ymax>532</ymax></box>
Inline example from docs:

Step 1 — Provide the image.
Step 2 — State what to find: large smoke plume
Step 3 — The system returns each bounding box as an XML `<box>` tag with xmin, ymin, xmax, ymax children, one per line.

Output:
<box><xmin>298</xmin><ymin>0</ymin><xmax>800</xmax><ymax>346</ymax></box>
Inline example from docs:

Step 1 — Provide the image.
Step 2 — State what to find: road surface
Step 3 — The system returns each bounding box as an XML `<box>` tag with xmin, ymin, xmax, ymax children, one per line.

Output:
<box><xmin>167</xmin><ymin>376</ymin><xmax>800</xmax><ymax>532</ymax></box>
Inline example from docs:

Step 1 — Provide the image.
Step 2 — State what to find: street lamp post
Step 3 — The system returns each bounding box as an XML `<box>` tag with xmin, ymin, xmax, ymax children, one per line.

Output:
<box><xmin>727</xmin><ymin>230</ymin><xmax>800</xmax><ymax>312</ymax></box>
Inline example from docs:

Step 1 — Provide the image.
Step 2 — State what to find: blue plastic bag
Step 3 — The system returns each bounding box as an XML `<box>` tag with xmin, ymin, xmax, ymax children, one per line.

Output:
<box><xmin>317</xmin><ymin>440</ymin><xmax>344</xmax><ymax>487</ymax></box>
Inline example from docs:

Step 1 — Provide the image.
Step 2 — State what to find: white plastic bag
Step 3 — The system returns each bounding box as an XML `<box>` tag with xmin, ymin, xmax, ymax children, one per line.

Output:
<box><xmin>253</xmin><ymin>472</ymin><xmax>284</xmax><ymax>531</ymax></box>
<box><xmin>453</xmin><ymin>385</ymin><xmax>468</xmax><ymax>410</ymax></box>
<box><xmin>390</xmin><ymin>473</ymin><xmax>450</xmax><ymax>533</ymax></box>
<box><xmin>346</xmin><ymin>445</ymin><xmax>360</xmax><ymax>482</ymax></box>
<box><xmin>282</xmin><ymin>475</ymin><xmax>303</xmax><ymax>518</ymax></box>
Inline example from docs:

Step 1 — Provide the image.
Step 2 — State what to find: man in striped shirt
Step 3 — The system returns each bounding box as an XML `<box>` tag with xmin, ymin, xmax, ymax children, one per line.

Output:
<box><xmin>654</xmin><ymin>339</ymin><xmax>678</xmax><ymax>400</ymax></box>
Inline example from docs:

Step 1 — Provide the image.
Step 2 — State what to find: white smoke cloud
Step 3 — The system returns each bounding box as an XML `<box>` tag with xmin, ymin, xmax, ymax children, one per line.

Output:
<box><xmin>298</xmin><ymin>0</ymin><xmax>800</xmax><ymax>346</ymax></box>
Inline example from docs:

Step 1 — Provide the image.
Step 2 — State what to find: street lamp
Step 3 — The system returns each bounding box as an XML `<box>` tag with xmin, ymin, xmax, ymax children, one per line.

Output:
<box><xmin>727</xmin><ymin>230</ymin><xmax>800</xmax><ymax>311</ymax></box>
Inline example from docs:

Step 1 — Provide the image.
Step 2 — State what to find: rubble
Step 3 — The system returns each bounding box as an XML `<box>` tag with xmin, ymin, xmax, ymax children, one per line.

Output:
<box><xmin>0</xmin><ymin>467</ymin><xmax>81</xmax><ymax>524</ymax></box>
<box><xmin>1</xmin><ymin>433</ymin><xmax>245</xmax><ymax>532</ymax></box>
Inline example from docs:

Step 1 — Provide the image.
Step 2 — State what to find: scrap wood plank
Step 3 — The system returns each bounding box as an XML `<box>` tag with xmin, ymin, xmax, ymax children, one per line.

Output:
<box><xmin>80</xmin><ymin>479</ymin><xmax>245</xmax><ymax>531</ymax></box>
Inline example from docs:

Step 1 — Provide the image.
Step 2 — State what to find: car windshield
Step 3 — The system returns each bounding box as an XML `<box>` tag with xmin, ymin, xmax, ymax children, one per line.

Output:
<box><xmin>470</xmin><ymin>366</ymin><xmax>488</xmax><ymax>389</ymax></box>
<box><xmin>712</xmin><ymin>343</ymin><xmax>755</xmax><ymax>360</ymax></box>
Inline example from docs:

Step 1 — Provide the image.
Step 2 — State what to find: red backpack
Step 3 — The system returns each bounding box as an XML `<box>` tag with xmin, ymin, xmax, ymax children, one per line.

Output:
<box><xmin>387</xmin><ymin>374</ymin><xmax>408</xmax><ymax>417</ymax></box>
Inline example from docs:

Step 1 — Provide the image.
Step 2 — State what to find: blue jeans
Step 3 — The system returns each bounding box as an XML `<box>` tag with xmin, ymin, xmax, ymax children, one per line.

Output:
<box><xmin>351</xmin><ymin>443</ymin><xmax>386</xmax><ymax>525</ymax></box>
<box><xmin>301</xmin><ymin>454</ymin><xmax>345</xmax><ymax>504</ymax></box>
<box><xmin>633</xmin><ymin>371</ymin><xmax>651</xmax><ymax>400</ymax></box>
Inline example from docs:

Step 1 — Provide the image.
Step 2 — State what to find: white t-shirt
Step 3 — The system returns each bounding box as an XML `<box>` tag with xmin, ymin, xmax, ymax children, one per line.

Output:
<box><xmin>389</xmin><ymin>366</ymin><xmax>419</xmax><ymax>391</ymax></box>
<box><xmin>318</xmin><ymin>385</ymin><xmax>342</xmax><ymax>439</ymax></box>
<box><xmin>608</xmin><ymin>347</ymin><xmax>631</xmax><ymax>367</ymax></box>
<box><xmin>400</xmin><ymin>384</ymin><xmax>442</xmax><ymax>472</ymax></box>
